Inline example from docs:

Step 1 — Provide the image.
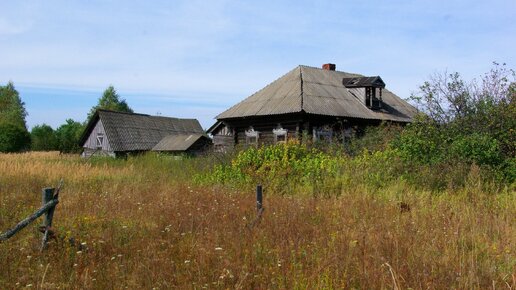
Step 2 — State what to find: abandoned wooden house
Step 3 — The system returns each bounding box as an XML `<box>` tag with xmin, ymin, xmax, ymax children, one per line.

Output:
<box><xmin>208</xmin><ymin>63</ymin><xmax>418</xmax><ymax>150</ymax></box>
<box><xmin>80</xmin><ymin>109</ymin><xmax>210</xmax><ymax>157</ymax></box>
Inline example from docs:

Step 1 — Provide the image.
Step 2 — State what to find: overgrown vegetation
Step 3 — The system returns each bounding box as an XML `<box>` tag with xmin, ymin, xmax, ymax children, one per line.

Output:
<box><xmin>397</xmin><ymin>62</ymin><xmax>515</xmax><ymax>178</ymax></box>
<box><xmin>0</xmin><ymin>152</ymin><xmax>514</xmax><ymax>289</ymax></box>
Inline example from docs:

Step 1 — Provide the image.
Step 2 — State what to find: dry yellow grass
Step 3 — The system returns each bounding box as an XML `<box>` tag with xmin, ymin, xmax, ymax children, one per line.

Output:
<box><xmin>0</xmin><ymin>152</ymin><xmax>515</xmax><ymax>289</ymax></box>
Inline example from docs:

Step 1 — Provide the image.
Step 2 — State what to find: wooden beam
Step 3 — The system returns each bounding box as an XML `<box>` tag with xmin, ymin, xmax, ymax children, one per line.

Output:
<box><xmin>0</xmin><ymin>199</ymin><xmax>59</xmax><ymax>242</ymax></box>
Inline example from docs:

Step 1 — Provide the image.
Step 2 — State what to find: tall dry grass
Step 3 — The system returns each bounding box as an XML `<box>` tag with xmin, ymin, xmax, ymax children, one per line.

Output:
<box><xmin>0</xmin><ymin>152</ymin><xmax>514</xmax><ymax>289</ymax></box>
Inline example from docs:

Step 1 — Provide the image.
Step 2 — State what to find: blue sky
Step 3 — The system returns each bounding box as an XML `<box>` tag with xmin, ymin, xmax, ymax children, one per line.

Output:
<box><xmin>1</xmin><ymin>0</ymin><xmax>515</xmax><ymax>130</ymax></box>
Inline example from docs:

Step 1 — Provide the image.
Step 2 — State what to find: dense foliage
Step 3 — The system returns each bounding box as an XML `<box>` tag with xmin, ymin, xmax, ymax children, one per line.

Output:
<box><xmin>0</xmin><ymin>82</ymin><xmax>28</xmax><ymax>130</ymax></box>
<box><xmin>198</xmin><ymin>142</ymin><xmax>342</xmax><ymax>195</ymax></box>
<box><xmin>30</xmin><ymin>124</ymin><xmax>58</xmax><ymax>151</ymax></box>
<box><xmin>0</xmin><ymin>82</ymin><xmax>30</xmax><ymax>152</ymax></box>
<box><xmin>0</xmin><ymin>122</ymin><xmax>31</xmax><ymax>152</ymax></box>
<box><xmin>392</xmin><ymin>63</ymin><xmax>515</xmax><ymax>180</ymax></box>
<box><xmin>55</xmin><ymin>119</ymin><xmax>85</xmax><ymax>153</ymax></box>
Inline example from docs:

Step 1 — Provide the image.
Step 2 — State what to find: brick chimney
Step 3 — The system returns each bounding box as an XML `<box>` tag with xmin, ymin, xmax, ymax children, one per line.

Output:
<box><xmin>322</xmin><ymin>63</ymin><xmax>336</xmax><ymax>71</ymax></box>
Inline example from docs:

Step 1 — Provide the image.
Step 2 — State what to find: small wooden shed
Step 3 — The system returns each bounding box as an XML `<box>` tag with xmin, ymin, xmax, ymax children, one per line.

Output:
<box><xmin>80</xmin><ymin>109</ymin><xmax>207</xmax><ymax>157</ymax></box>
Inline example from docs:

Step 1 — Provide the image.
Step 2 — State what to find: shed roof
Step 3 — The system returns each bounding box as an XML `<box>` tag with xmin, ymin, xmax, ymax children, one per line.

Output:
<box><xmin>80</xmin><ymin>110</ymin><xmax>204</xmax><ymax>152</ymax></box>
<box><xmin>216</xmin><ymin>65</ymin><xmax>417</xmax><ymax>122</ymax></box>
<box><xmin>152</xmin><ymin>133</ymin><xmax>208</xmax><ymax>152</ymax></box>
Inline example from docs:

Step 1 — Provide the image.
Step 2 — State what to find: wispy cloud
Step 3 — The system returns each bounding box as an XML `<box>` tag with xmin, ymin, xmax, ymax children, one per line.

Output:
<box><xmin>2</xmin><ymin>0</ymin><xmax>515</xmax><ymax>129</ymax></box>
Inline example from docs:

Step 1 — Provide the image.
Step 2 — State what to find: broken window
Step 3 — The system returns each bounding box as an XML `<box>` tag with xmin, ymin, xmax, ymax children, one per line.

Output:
<box><xmin>366</xmin><ymin>87</ymin><xmax>382</xmax><ymax>109</ymax></box>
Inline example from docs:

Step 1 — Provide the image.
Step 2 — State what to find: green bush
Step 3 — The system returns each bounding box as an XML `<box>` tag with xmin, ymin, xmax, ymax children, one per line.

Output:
<box><xmin>196</xmin><ymin>141</ymin><xmax>342</xmax><ymax>195</ymax></box>
<box><xmin>391</xmin><ymin>115</ymin><xmax>446</xmax><ymax>164</ymax></box>
<box><xmin>449</xmin><ymin>133</ymin><xmax>502</xmax><ymax>166</ymax></box>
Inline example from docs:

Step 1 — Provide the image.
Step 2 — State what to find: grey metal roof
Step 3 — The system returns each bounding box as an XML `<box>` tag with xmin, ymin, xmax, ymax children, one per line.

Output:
<box><xmin>216</xmin><ymin>65</ymin><xmax>417</xmax><ymax>122</ymax></box>
<box><xmin>80</xmin><ymin>110</ymin><xmax>203</xmax><ymax>152</ymax></box>
<box><xmin>152</xmin><ymin>133</ymin><xmax>208</xmax><ymax>152</ymax></box>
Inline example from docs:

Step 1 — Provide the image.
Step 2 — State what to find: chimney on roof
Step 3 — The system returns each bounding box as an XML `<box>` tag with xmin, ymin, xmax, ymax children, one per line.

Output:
<box><xmin>322</xmin><ymin>63</ymin><xmax>336</xmax><ymax>71</ymax></box>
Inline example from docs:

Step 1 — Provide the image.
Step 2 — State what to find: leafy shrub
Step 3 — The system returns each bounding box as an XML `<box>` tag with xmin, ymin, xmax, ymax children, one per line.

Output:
<box><xmin>348</xmin><ymin>123</ymin><xmax>403</xmax><ymax>155</ymax></box>
<box><xmin>449</xmin><ymin>133</ymin><xmax>502</xmax><ymax>166</ymax></box>
<box><xmin>391</xmin><ymin>115</ymin><xmax>446</xmax><ymax>164</ymax></box>
<box><xmin>196</xmin><ymin>141</ymin><xmax>342</xmax><ymax>195</ymax></box>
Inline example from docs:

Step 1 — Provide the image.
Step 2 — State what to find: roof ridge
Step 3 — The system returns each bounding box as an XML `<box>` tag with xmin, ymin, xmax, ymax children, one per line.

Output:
<box><xmin>99</xmin><ymin>109</ymin><xmax>199</xmax><ymax>121</ymax></box>
<box><xmin>98</xmin><ymin>109</ymin><xmax>149</xmax><ymax>116</ymax></box>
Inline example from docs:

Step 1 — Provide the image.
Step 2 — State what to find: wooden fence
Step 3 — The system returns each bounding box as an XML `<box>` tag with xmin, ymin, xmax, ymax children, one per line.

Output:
<box><xmin>0</xmin><ymin>180</ymin><xmax>62</xmax><ymax>251</ymax></box>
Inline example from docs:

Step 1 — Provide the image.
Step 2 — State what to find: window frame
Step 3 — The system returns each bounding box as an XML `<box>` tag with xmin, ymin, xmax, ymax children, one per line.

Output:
<box><xmin>96</xmin><ymin>133</ymin><xmax>104</xmax><ymax>149</ymax></box>
<box><xmin>273</xmin><ymin>127</ymin><xmax>288</xmax><ymax>144</ymax></box>
<box><xmin>245</xmin><ymin>128</ymin><xmax>259</xmax><ymax>146</ymax></box>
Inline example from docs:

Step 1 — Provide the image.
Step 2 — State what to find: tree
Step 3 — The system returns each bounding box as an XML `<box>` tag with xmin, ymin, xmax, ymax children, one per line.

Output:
<box><xmin>0</xmin><ymin>122</ymin><xmax>31</xmax><ymax>153</ymax></box>
<box><xmin>87</xmin><ymin>85</ymin><xmax>133</xmax><ymax>122</ymax></box>
<box><xmin>0</xmin><ymin>81</ymin><xmax>28</xmax><ymax>129</ymax></box>
<box><xmin>55</xmin><ymin>119</ymin><xmax>85</xmax><ymax>153</ymax></box>
<box><xmin>0</xmin><ymin>82</ymin><xmax>30</xmax><ymax>152</ymax></box>
<box><xmin>31</xmin><ymin>124</ymin><xmax>58</xmax><ymax>151</ymax></box>
<box><xmin>395</xmin><ymin>62</ymin><xmax>515</xmax><ymax>172</ymax></box>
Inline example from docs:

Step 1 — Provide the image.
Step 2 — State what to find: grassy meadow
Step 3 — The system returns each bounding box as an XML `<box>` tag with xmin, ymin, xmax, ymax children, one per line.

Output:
<box><xmin>0</xmin><ymin>150</ymin><xmax>515</xmax><ymax>289</ymax></box>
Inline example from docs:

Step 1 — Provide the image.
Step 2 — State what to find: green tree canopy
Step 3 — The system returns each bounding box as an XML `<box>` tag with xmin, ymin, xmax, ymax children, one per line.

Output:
<box><xmin>0</xmin><ymin>122</ymin><xmax>31</xmax><ymax>153</ymax></box>
<box><xmin>0</xmin><ymin>81</ymin><xmax>28</xmax><ymax>129</ymax></box>
<box><xmin>0</xmin><ymin>82</ymin><xmax>30</xmax><ymax>152</ymax></box>
<box><xmin>55</xmin><ymin>119</ymin><xmax>85</xmax><ymax>153</ymax></box>
<box><xmin>87</xmin><ymin>85</ymin><xmax>133</xmax><ymax>122</ymax></box>
<box><xmin>31</xmin><ymin>124</ymin><xmax>58</xmax><ymax>151</ymax></box>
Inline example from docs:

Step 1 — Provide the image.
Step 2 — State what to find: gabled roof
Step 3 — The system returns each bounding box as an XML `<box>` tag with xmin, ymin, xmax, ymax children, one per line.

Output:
<box><xmin>152</xmin><ymin>133</ymin><xmax>209</xmax><ymax>152</ymax></box>
<box><xmin>216</xmin><ymin>65</ymin><xmax>417</xmax><ymax>122</ymax></box>
<box><xmin>80</xmin><ymin>110</ymin><xmax>203</xmax><ymax>151</ymax></box>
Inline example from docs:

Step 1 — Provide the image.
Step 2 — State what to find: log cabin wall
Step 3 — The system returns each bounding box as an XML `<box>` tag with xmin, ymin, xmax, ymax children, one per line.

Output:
<box><xmin>213</xmin><ymin>113</ymin><xmax>389</xmax><ymax>149</ymax></box>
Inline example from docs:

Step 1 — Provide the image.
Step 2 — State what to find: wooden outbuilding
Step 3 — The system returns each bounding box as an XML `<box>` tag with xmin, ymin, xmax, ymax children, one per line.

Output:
<box><xmin>208</xmin><ymin>63</ymin><xmax>418</xmax><ymax>150</ymax></box>
<box><xmin>80</xmin><ymin>109</ymin><xmax>208</xmax><ymax>157</ymax></box>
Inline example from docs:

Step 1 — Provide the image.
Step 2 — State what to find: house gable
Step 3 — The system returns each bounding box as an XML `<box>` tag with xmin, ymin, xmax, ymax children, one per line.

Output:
<box><xmin>82</xmin><ymin>118</ymin><xmax>113</xmax><ymax>152</ymax></box>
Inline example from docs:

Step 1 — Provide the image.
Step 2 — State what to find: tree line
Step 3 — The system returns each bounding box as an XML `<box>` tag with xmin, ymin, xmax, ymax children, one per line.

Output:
<box><xmin>0</xmin><ymin>83</ymin><xmax>133</xmax><ymax>153</ymax></box>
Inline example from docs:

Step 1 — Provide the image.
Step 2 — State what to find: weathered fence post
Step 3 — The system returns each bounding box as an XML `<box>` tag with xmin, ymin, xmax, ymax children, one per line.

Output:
<box><xmin>0</xmin><ymin>194</ymin><xmax>59</xmax><ymax>242</ymax></box>
<box><xmin>256</xmin><ymin>184</ymin><xmax>263</xmax><ymax>212</ymax></box>
<box><xmin>41</xmin><ymin>188</ymin><xmax>56</xmax><ymax>251</ymax></box>
<box><xmin>246</xmin><ymin>185</ymin><xmax>265</xmax><ymax>230</ymax></box>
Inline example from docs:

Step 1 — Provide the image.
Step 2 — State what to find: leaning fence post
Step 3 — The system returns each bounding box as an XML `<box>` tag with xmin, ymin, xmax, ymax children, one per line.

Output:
<box><xmin>256</xmin><ymin>184</ymin><xmax>263</xmax><ymax>212</ymax></box>
<box><xmin>41</xmin><ymin>188</ymin><xmax>55</xmax><ymax>251</ymax></box>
